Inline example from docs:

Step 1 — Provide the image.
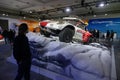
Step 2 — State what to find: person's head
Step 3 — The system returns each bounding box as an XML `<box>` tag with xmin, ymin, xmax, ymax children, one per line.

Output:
<box><xmin>18</xmin><ymin>23</ymin><xmax>28</xmax><ymax>35</ymax></box>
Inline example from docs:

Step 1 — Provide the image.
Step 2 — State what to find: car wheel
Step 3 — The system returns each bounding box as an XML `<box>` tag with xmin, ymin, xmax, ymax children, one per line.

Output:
<box><xmin>59</xmin><ymin>28</ymin><xmax>74</xmax><ymax>43</ymax></box>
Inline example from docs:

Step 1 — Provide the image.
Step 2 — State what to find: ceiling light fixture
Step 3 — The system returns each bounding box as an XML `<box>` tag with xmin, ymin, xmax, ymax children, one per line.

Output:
<box><xmin>106</xmin><ymin>3</ymin><xmax>109</xmax><ymax>5</ymax></box>
<box><xmin>6</xmin><ymin>14</ymin><xmax>8</xmax><ymax>16</ymax></box>
<box><xmin>93</xmin><ymin>15</ymin><xmax>96</xmax><ymax>17</ymax></box>
<box><xmin>2</xmin><ymin>14</ymin><xmax>5</xmax><ymax>16</ymax></box>
<box><xmin>65</xmin><ymin>7</ymin><xmax>71</xmax><ymax>13</ymax></box>
<box><xmin>99</xmin><ymin>2</ymin><xmax>105</xmax><ymax>7</ymax></box>
<box><xmin>24</xmin><ymin>16</ymin><xmax>26</xmax><ymax>19</ymax></box>
<box><xmin>29</xmin><ymin>11</ymin><xmax>32</xmax><ymax>13</ymax></box>
<box><xmin>105</xmin><ymin>14</ymin><xmax>108</xmax><ymax>16</ymax></box>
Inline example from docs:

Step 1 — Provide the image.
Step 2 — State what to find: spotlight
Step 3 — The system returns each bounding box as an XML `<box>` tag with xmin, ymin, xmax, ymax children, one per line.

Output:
<box><xmin>105</xmin><ymin>14</ymin><xmax>108</xmax><ymax>16</ymax></box>
<box><xmin>65</xmin><ymin>7</ymin><xmax>71</xmax><ymax>13</ymax></box>
<box><xmin>23</xmin><ymin>16</ymin><xmax>26</xmax><ymax>19</ymax></box>
<box><xmin>29</xmin><ymin>11</ymin><xmax>32</xmax><ymax>13</ymax></box>
<box><xmin>93</xmin><ymin>15</ymin><xmax>96</xmax><ymax>17</ymax></box>
<box><xmin>99</xmin><ymin>2</ymin><xmax>105</xmax><ymax>7</ymax></box>
<box><xmin>106</xmin><ymin>3</ymin><xmax>109</xmax><ymax>5</ymax></box>
<box><xmin>6</xmin><ymin>14</ymin><xmax>8</xmax><ymax>16</ymax></box>
<box><xmin>2</xmin><ymin>13</ymin><xmax>5</xmax><ymax>16</ymax></box>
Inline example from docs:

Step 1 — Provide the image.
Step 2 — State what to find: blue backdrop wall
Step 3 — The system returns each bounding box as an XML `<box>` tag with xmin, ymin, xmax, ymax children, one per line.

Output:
<box><xmin>87</xmin><ymin>18</ymin><xmax>120</xmax><ymax>38</ymax></box>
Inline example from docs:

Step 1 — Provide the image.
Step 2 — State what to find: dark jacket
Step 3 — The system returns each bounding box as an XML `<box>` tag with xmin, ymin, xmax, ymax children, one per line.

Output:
<box><xmin>13</xmin><ymin>34</ymin><xmax>31</xmax><ymax>62</ymax></box>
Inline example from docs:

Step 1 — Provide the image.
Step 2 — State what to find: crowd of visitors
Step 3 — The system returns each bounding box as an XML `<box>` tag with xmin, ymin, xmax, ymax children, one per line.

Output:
<box><xmin>89</xmin><ymin>29</ymin><xmax>115</xmax><ymax>42</ymax></box>
<box><xmin>1</xmin><ymin>29</ymin><xmax>15</xmax><ymax>44</ymax></box>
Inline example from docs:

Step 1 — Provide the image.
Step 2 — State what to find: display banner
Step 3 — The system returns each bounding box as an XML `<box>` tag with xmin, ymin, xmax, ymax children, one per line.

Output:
<box><xmin>87</xmin><ymin>18</ymin><xmax>120</xmax><ymax>38</ymax></box>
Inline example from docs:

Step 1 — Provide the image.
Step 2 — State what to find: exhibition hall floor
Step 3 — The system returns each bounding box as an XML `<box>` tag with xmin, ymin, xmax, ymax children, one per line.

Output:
<box><xmin>0</xmin><ymin>40</ymin><xmax>119</xmax><ymax>80</ymax></box>
<box><xmin>0</xmin><ymin>44</ymin><xmax>52</xmax><ymax>80</ymax></box>
<box><xmin>113</xmin><ymin>41</ymin><xmax>120</xmax><ymax>80</ymax></box>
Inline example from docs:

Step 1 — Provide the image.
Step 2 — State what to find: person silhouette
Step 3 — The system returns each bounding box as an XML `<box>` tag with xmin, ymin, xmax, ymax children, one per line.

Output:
<box><xmin>13</xmin><ymin>23</ymin><xmax>31</xmax><ymax>80</ymax></box>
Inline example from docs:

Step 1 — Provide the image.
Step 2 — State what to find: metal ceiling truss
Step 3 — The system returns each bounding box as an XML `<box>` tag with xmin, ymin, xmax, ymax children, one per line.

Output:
<box><xmin>0</xmin><ymin>7</ymin><xmax>37</xmax><ymax>20</ymax></box>
<box><xmin>35</xmin><ymin>0</ymin><xmax>56</xmax><ymax>4</ymax></box>
<box><xmin>0</xmin><ymin>0</ymin><xmax>120</xmax><ymax>20</ymax></box>
<box><xmin>36</xmin><ymin>0</ymin><xmax>120</xmax><ymax>19</ymax></box>
<box><xmin>38</xmin><ymin>0</ymin><xmax>120</xmax><ymax>13</ymax></box>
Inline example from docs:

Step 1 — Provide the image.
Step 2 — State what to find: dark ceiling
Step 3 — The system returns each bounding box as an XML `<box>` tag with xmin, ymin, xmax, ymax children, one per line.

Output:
<box><xmin>0</xmin><ymin>0</ymin><xmax>120</xmax><ymax>20</ymax></box>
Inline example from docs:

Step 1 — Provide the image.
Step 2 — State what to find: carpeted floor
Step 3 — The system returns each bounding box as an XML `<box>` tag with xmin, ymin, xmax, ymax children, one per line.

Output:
<box><xmin>0</xmin><ymin>44</ymin><xmax>52</xmax><ymax>80</ymax></box>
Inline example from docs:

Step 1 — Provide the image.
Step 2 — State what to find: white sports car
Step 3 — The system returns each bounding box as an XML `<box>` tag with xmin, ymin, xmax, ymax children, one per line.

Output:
<box><xmin>39</xmin><ymin>17</ymin><xmax>92</xmax><ymax>43</ymax></box>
